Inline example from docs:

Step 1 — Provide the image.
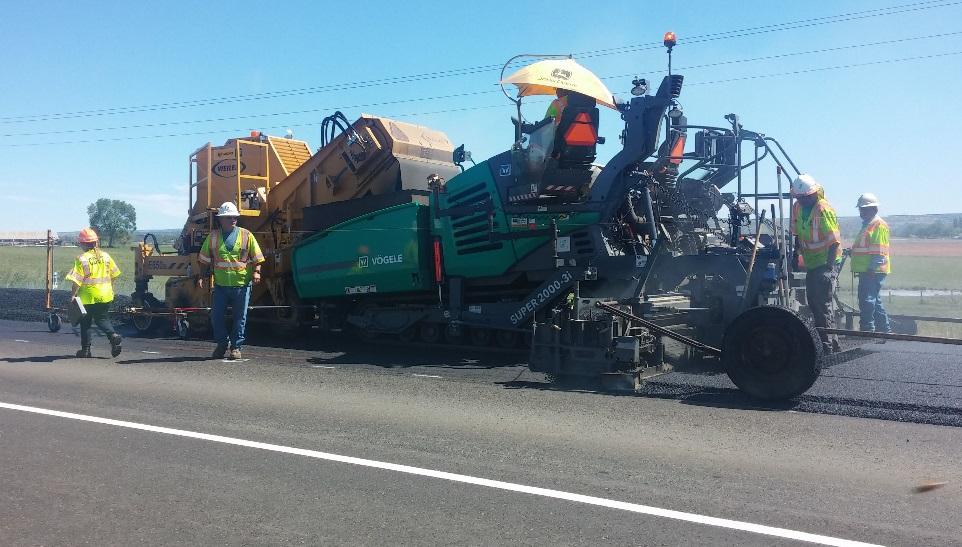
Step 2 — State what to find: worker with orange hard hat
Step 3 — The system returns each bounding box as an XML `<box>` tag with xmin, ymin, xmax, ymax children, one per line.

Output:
<box><xmin>65</xmin><ymin>227</ymin><xmax>123</xmax><ymax>358</ymax></box>
<box><xmin>791</xmin><ymin>174</ymin><xmax>842</xmax><ymax>353</ymax></box>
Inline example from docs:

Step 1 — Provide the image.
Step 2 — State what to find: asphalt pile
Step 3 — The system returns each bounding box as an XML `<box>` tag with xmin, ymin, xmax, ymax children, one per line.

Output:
<box><xmin>0</xmin><ymin>288</ymin><xmax>131</xmax><ymax>323</ymax></box>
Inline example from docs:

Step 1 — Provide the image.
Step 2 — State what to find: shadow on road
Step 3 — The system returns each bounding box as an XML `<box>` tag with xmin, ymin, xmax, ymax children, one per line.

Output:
<box><xmin>116</xmin><ymin>356</ymin><xmax>211</xmax><ymax>366</ymax></box>
<box><xmin>499</xmin><ymin>379</ymin><xmax>801</xmax><ymax>412</ymax></box>
<box><xmin>0</xmin><ymin>354</ymin><xmax>82</xmax><ymax>363</ymax></box>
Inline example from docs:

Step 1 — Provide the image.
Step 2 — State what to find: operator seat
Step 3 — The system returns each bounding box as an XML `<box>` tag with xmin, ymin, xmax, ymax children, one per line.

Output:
<box><xmin>552</xmin><ymin>93</ymin><xmax>599</xmax><ymax>167</ymax></box>
<box><xmin>506</xmin><ymin>92</ymin><xmax>602</xmax><ymax>203</ymax></box>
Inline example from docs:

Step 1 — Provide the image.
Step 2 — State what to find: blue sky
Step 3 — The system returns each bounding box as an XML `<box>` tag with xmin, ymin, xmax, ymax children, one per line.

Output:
<box><xmin>1</xmin><ymin>0</ymin><xmax>960</xmax><ymax>230</ymax></box>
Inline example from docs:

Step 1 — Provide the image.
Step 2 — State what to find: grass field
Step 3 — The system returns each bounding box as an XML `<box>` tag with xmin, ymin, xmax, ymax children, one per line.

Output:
<box><xmin>2</xmin><ymin>238</ymin><xmax>960</xmax><ymax>335</ymax></box>
<box><xmin>836</xmin><ymin>238</ymin><xmax>962</xmax><ymax>291</ymax></box>
<box><xmin>0</xmin><ymin>245</ymin><xmax>168</xmax><ymax>297</ymax></box>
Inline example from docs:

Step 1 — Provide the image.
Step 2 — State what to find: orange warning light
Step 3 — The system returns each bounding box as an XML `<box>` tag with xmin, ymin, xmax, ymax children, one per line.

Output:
<box><xmin>663</xmin><ymin>31</ymin><xmax>677</xmax><ymax>48</ymax></box>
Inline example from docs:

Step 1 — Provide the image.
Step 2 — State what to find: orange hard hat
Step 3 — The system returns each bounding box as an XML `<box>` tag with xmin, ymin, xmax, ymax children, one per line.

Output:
<box><xmin>78</xmin><ymin>228</ymin><xmax>99</xmax><ymax>243</ymax></box>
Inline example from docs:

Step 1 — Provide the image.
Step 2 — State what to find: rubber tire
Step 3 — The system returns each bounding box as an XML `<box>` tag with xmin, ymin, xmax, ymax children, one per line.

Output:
<box><xmin>47</xmin><ymin>313</ymin><xmax>62</xmax><ymax>333</ymax></box>
<box><xmin>131</xmin><ymin>300</ymin><xmax>156</xmax><ymax>335</ymax></box>
<box><xmin>723</xmin><ymin>306</ymin><xmax>822</xmax><ymax>401</ymax></box>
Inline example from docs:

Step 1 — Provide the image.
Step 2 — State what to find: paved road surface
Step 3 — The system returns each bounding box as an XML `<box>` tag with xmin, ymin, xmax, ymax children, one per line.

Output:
<box><xmin>0</xmin><ymin>319</ymin><xmax>959</xmax><ymax>545</ymax></box>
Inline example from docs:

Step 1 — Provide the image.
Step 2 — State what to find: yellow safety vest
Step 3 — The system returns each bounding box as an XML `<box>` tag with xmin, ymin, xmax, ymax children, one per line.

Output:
<box><xmin>545</xmin><ymin>96</ymin><xmax>568</xmax><ymax>124</ymax></box>
<box><xmin>851</xmin><ymin>216</ymin><xmax>891</xmax><ymax>274</ymax></box>
<box><xmin>66</xmin><ymin>249</ymin><xmax>121</xmax><ymax>305</ymax></box>
<box><xmin>793</xmin><ymin>198</ymin><xmax>841</xmax><ymax>271</ymax></box>
<box><xmin>198</xmin><ymin>228</ymin><xmax>265</xmax><ymax>287</ymax></box>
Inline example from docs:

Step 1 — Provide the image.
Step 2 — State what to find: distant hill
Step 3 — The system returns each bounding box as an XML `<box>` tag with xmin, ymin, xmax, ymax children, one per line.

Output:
<box><xmin>838</xmin><ymin>213</ymin><xmax>962</xmax><ymax>240</ymax></box>
<box><xmin>58</xmin><ymin>229</ymin><xmax>181</xmax><ymax>247</ymax></box>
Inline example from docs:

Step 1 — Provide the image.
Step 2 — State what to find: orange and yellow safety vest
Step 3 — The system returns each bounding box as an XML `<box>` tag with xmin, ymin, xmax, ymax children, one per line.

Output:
<box><xmin>851</xmin><ymin>216</ymin><xmax>891</xmax><ymax>274</ymax></box>
<box><xmin>65</xmin><ymin>248</ymin><xmax>121</xmax><ymax>305</ymax></box>
<box><xmin>793</xmin><ymin>198</ymin><xmax>842</xmax><ymax>271</ymax></box>
<box><xmin>198</xmin><ymin>227</ymin><xmax>266</xmax><ymax>287</ymax></box>
<box><xmin>545</xmin><ymin>96</ymin><xmax>568</xmax><ymax>124</ymax></box>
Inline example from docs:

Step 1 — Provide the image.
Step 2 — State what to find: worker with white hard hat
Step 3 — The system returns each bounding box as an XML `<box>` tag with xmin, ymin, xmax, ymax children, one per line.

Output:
<box><xmin>791</xmin><ymin>174</ymin><xmax>842</xmax><ymax>353</ymax></box>
<box><xmin>66</xmin><ymin>227</ymin><xmax>123</xmax><ymax>358</ymax></box>
<box><xmin>196</xmin><ymin>201</ymin><xmax>266</xmax><ymax>360</ymax></box>
<box><xmin>850</xmin><ymin>192</ymin><xmax>891</xmax><ymax>333</ymax></box>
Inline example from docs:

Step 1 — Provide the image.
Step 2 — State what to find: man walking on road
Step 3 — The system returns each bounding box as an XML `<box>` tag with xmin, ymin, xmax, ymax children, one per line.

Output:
<box><xmin>792</xmin><ymin>174</ymin><xmax>842</xmax><ymax>353</ymax></box>
<box><xmin>66</xmin><ymin>228</ymin><xmax>123</xmax><ymax>358</ymax></box>
<box><xmin>197</xmin><ymin>202</ymin><xmax>265</xmax><ymax>360</ymax></box>
<box><xmin>850</xmin><ymin>193</ymin><xmax>891</xmax><ymax>333</ymax></box>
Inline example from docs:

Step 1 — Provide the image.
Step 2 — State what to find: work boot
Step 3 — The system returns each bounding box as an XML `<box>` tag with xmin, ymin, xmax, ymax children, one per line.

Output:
<box><xmin>76</xmin><ymin>347</ymin><xmax>92</xmax><ymax>358</ymax></box>
<box><xmin>109</xmin><ymin>334</ymin><xmax>123</xmax><ymax>358</ymax></box>
<box><xmin>228</xmin><ymin>348</ymin><xmax>242</xmax><ymax>360</ymax></box>
<box><xmin>212</xmin><ymin>341</ymin><xmax>229</xmax><ymax>359</ymax></box>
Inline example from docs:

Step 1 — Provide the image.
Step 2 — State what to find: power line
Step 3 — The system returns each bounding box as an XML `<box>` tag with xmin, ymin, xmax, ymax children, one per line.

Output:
<box><xmin>4</xmin><ymin>49</ymin><xmax>958</xmax><ymax>148</ymax></box>
<box><xmin>6</xmin><ymin>30</ymin><xmax>960</xmax><ymax>139</ymax></box>
<box><xmin>601</xmin><ymin>30</ymin><xmax>962</xmax><ymax>81</ymax></box>
<box><xmin>685</xmin><ymin>49</ymin><xmax>962</xmax><ymax>86</ymax></box>
<box><xmin>0</xmin><ymin>0</ymin><xmax>957</xmax><ymax>125</ymax></box>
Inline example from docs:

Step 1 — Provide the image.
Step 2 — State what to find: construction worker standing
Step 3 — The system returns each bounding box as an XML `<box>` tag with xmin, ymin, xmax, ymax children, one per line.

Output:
<box><xmin>791</xmin><ymin>174</ymin><xmax>842</xmax><ymax>353</ymax></box>
<box><xmin>850</xmin><ymin>193</ymin><xmax>891</xmax><ymax>333</ymax></box>
<box><xmin>66</xmin><ymin>228</ymin><xmax>122</xmax><ymax>358</ymax></box>
<box><xmin>196</xmin><ymin>202</ymin><xmax>265</xmax><ymax>360</ymax></box>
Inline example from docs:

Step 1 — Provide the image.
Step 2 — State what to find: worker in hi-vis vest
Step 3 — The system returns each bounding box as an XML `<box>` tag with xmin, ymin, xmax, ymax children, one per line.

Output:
<box><xmin>791</xmin><ymin>174</ymin><xmax>842</xmax><ymax>354</ymax></box>
<box><xmin>545</xmin><ymin>88</ymin><xmax>569</xmax><ymax>123</ymax></box>
<box><xmin>66</xmin><ymin>227</ymin><xmax>123</xmax><ymax>358</ymax></box>
<box><xmin>850</xmin><ymin>193</ymin><xmax>891</xmax><ymax>333</ymax></box>
<box><xmin>196</xmin><ymin>202</ymin><xmax>265</xmax><ymax>360</ymax></box>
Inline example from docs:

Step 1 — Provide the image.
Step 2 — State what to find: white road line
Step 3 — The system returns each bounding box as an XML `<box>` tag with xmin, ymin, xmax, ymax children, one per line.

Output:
<box><xmin>13</xmin><ymin>339</ymin><xmax>29</xmax><ymax>343</ymax></box>
<box><xmin>0</xmin><ymin>401</ymin><xmax>879</xmax><ymax>547</ymax></box>
<box><xmin>311</xmin><ymin>365</ymin><xmax>336</xmax><ymax>369</ymax></box>
<box><xmin>412</xmin><ymin>374</ymin><xmax>442</xmax><ymax>379</ymax></box>
<box><xmin>141</xmin><ymin>351</ymin><xmax>160</xmax><ymax>355</ymax></box>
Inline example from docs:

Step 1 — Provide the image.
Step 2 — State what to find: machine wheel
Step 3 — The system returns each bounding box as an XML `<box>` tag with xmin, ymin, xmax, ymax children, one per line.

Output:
<box><xmin>176</xmin><ymin>318</ymin><xmax>191</xmax><ymax>340</ymax></box>
<box><xmin>443</xmin><ymin>323</ymin><xmax>464</xmax><ymax>344</ymax></box>
<box><xmin>722</xmin><ymin>306</ymin><xmax>822</xmax><ymax>401</ymax></box>
<box><xmin>47</xmin><ymin>313</ymin><xmax>62</xmax><ymax>333</ymax></box>
<box><xmin>131</xmin><ymin>300</ymin><xmax>156</xmax><ymax>335</ymax></box>
<box><xmin>419</xmin><ymin>323</ymin><xmax>441</xmax><ymax>344</ymax></box>
<box><xmin>495</xmin><ymin>330</ymin><xmax>519</xmax><ymax>349</ymax></box>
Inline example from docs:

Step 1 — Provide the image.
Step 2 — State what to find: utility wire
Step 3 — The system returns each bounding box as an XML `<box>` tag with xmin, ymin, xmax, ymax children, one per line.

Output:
<box><xmin>0</xmin><ymin>0</ymin><xmax>957</xmax><ymax>125</ymax></box>
<box><xmin>3</xmin><ymin>49</ymin><xmax>958</xmax><ymax>148</ymax></box>
<box><xmin>5</xmin><ymin>30</ymin><xmax>960</xmax><ymax>139</ymax></box>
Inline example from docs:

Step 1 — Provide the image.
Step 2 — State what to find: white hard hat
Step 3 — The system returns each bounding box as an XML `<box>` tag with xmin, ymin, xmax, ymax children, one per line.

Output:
<box><xmin>791</xmin><ymin>174</ymin><xmax>820</xmax><ymax>197</ymax></box>
<box><xmin>856</xmin><ymin>193</ymin><xmax>880</xmax><ymax>208</ymax></box>
<box><xmin>216</xmin><ymin>201</ymin><xmax>240</xmax><ymax>217</ymax></box>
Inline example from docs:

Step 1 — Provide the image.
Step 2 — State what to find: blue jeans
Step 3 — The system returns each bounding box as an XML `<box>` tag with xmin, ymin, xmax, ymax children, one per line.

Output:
<box><xmin>211</xmin><ymin>284</ymin><xmax>251</xmax><ymax>349</ymax></box>
<box><xmin>857</xmin><ymin>272</ymin><xmax>890</xmax><ymax>333</ymax></box>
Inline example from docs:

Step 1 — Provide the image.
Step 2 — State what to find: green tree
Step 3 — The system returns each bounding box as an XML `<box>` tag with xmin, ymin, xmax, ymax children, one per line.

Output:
<box><xmin>87</xmin><ymin>198</ymin><xmax>137</xmax><ymax>247</ymax></box>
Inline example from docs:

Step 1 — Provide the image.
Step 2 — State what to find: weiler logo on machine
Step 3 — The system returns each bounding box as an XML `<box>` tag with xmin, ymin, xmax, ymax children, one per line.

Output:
<box><xmin>212</xmin><ymin>159</ymin><xmax>247</xmax><ymax>178</ymax></box>
<box><xmin>358</xmin><ymin>254</ymin><xmax>404</xmax><ymax>268</ymax></box>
